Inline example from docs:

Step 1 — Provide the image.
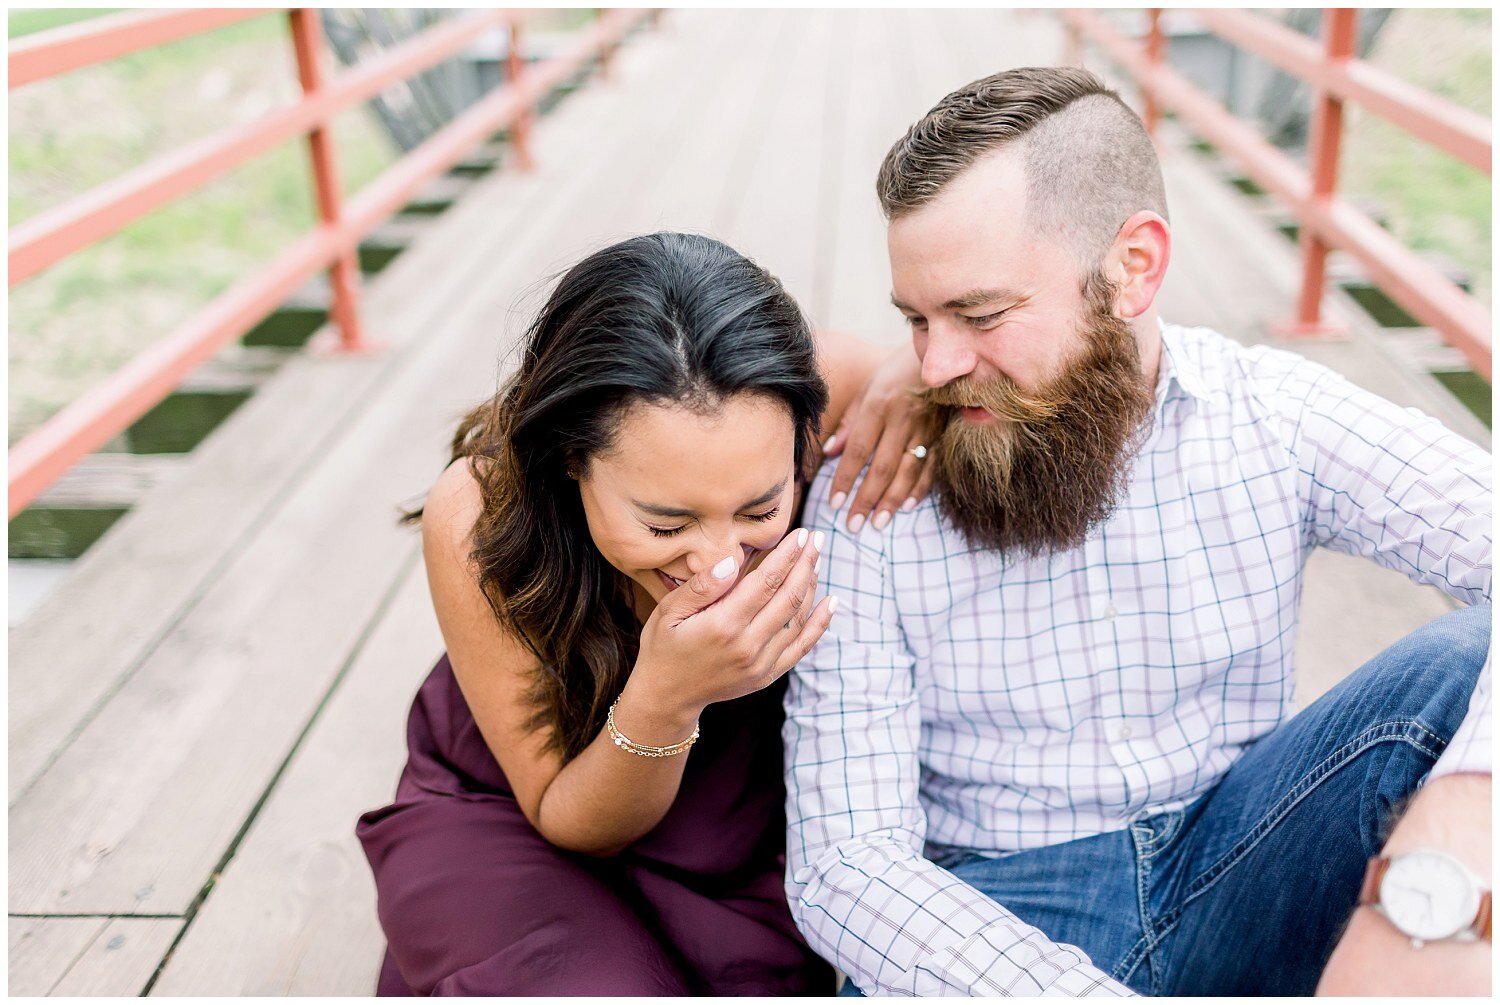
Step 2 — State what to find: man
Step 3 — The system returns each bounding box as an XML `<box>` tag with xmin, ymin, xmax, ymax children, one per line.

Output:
<box><xmin>783</xmin><ymin>66</ymin><xmax>1491</xmax><ymax>996</ymax></box>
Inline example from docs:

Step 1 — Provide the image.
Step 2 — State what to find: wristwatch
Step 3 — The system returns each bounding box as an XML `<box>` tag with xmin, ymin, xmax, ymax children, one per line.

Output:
<box><xmin>1359</xmin><ymin>850</ymin><xmax>1493</xmax><ymax>948</ymax></box>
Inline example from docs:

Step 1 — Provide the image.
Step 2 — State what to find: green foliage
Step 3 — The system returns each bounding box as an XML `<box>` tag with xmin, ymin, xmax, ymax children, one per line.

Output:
<box><xmin>8</xmin><ymin>12</ymin><xmax>400</xmax><ymax>446</ymax></box>
<box><xmin>7</xmin><ymin>8</ymin><xmax>118</xmax><ymax>39</ymax></box>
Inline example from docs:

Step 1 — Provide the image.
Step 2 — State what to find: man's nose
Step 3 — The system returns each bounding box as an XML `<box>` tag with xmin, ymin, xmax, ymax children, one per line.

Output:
<box><xmin>919</xmin><ymin>324</ymin><xmax>978</xmax><ymax>389</ymax></box>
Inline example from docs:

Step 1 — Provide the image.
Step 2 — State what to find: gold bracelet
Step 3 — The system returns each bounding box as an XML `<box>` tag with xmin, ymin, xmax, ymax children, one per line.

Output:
<box><xmin>606</xmin><ymin>699</ymin><xmax>699</xmax><ymax>758</ymax></box>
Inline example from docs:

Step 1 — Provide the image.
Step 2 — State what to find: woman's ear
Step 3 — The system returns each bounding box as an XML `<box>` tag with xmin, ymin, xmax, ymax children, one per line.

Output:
<box><xmin>1106</xmin><ymin>211</ymin><xmax>1171</xmax><ymax>320</ymax></box>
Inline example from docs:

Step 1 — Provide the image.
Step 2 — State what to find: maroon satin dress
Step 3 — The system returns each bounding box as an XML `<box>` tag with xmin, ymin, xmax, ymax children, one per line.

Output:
<box><xmin>356</xmin><ymin>654</ymin><xmax>831</xmax><ymax>995</ymax></box>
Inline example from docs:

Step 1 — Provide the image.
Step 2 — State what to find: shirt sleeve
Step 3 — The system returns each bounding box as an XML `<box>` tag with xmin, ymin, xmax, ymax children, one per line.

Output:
<box><xmin>1255</xmin><ymin>347</ymin><xmax>1491</xmax><ymax>606</ymax></box>
<box><xmin>782</xmin><ymin>465</ymin><xmax>1133</xmax><ymax>996</ymax></box>
<box><xmin>1257</xmin><ymin>348</ymin><xmax>1492</xmax><ymax>777</ymax></box>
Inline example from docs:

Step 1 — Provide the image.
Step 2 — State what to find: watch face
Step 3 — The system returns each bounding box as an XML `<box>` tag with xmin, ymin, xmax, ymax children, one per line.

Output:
<box><xmin>1381</xmin><ymin>851</ymin><xmax>1481</xmax><ymax>941</ymax></box>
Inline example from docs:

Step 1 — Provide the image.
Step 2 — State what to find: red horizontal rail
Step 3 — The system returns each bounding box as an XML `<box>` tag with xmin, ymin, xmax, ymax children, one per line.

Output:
<box><xmin>8</xmin><ymin>9</ymin><xmax>511</xmax><ymax>286</ymax></box>
<box><xmin>1192</xmin><ymin>9</ymin><xmax>1491</xmax><ymax>176</ymax></box>
<box><xmin>8</xmin><ymin>8</ymin><xmax>275</xmax><ymax>89</ymax></box>
<box><xmin>8</xmin><ymin>9</ymin><xmax>650</xmax><ymax>518</ymax></box>
<box><xmin>1064</xmin><ymin>9</ymin><xmax>1491</xmax><ymax>380</ymax></box>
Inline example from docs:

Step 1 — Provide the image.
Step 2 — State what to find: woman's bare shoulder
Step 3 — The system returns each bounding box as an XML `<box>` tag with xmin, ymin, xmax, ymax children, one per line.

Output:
<box><xmin>420</xmin><ymin>457</ymin><xmax>564</xmax><ymax>820</ymax></box>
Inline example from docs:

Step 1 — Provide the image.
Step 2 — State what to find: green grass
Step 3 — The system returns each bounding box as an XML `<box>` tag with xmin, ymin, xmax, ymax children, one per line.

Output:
<box><xmin>8</xmin><ymin>8</ymin><xmax>118</xmax><ymax>38</ymax></box>
<box><xmin>1338</xmin><ymin>9</ymin><xmax>1491</xmax><ymax>308</ymax></box>
<box><xmin>8</xmin><ymin>11</ymin><xmax>401</xmax><ymax>446</ymax></box>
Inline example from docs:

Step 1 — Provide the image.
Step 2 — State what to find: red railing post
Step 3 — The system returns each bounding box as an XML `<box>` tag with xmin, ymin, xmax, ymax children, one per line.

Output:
<box><xmin>1284</xmin><ymin>7</ymin><xmax>1358</xmax><ymax>337</ymax></box>
<box><xmin>506</xmin><ymin>16</ymin><xmax>535</xmax><ymax>171</ymax></box>
<box><xmin>1143</xmin><ymin>9</ymin><xmax>1164</xmax><ymax>135</ymax></box>
<box><xmin>596</xmin><ymin>8</ymin><xmax>614</xmax><ymax>80</ymax></box>
<box><xmin>288</xmin><ymin>7</ymin><xmax>374</xmax><ymax>354</ymax></box>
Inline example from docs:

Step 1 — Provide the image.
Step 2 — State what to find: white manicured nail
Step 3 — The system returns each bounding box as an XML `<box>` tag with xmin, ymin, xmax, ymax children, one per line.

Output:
<box><xmin>873</xmin><ymin>511</ymin><xmax>891</xmax><ymax>531</ymax></box>
<box><xmin>830</xmin><ymin>491</ymin><xmax>847</xmax><ymax>511</ymax></box>
<box><xmin>712</xmin><ymin>555</ymin><xmax>737</xmax><ymax>579</ymax></box>
<box><xmin>901</xmin><ymin>497</ymin><xmax>917</xmax><ymax>512</ymax></box>
<box><xmin>848</xmin><ymin>513</ymin><xmax>865</xmax><ymax>534</ymax></box>
<box><xmin>796</xmin><ymin>528</ymin><xmax>809</xmax><ymax>548</ymax></box>
<box><xmin>813</xmin><ymin>531</ymin><xmax>825</xmax><ymax>552</ymax></box>
<box><xmin>828</xmin><ymin>595</ymin><xmax>840</xmax><ymax>614</ymax></box>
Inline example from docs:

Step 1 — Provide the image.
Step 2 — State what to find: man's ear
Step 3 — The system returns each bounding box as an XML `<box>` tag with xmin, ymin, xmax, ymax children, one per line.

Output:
<box><xmin>1105</xmin><ymin>210</ymin><xmax>1171</xmax><ymax>319</ymax></box>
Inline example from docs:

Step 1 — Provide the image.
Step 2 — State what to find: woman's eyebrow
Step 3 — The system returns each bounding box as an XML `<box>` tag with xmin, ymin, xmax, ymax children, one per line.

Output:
<box><xmin>633</xmin><ymin>479</ymin><xmax>787</xmax><ymax>518</ymax></box>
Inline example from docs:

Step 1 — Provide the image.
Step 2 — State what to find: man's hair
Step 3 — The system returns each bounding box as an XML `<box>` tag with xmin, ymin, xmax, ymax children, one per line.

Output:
<box><xmin>876</xmin><ymin>66</ymin><xmax>1169</xmax><ymax>267</ymax></box>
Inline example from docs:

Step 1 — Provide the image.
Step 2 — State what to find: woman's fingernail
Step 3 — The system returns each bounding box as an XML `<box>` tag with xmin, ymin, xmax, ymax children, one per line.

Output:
<box><xmin>873</xmin><ymin>510</ymin><xmax>891</xmax><ymax>531</ymax></box>
<box><xmin>813</xmin><ymin>531</ymin><xmax>826</xmax><ymax>553</ymax></box>
<box><xmin>712</xmin><ymin>555</ymin><xmax>737</xmax><ymax>579</ymax></box>
<box><xmin>828</xmin><ymin>595</ymin><xmax>840</xmax><ymax>614</ymax></box>
<box><xmin>830</xmin><ymin>492</ymin><xmax>847</xmax><ymax>511</ymax></box>
<box><xmin>822</xmin><ymin>435</ymin><xmax>837</xmax><ymax>452</ymax></box>
<box><xmin>847</xmin><ymin>513</ymin><xmax>866</xmax><ymax>534</ymax></box>
<box><xmin>814</xmin><ymin>553</ymin><xmax>823</xmax><ymax>574</ymax></box>
<box><xmin>901</xmin><ymin>497</ymin><xmax>917</xmax><ymax>512</ymax></box>
<box><xmin>796</xmin><ymin>528</ymin><xmax>809</xmax><ymax>548</ymax></box>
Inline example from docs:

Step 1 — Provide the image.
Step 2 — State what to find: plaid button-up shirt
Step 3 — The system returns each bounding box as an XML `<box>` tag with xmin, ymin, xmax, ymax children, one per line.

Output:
<box><xmin>784</xmin><ymin>322</ymin><xmax>1492</xmax><ymax>996</ymax></box>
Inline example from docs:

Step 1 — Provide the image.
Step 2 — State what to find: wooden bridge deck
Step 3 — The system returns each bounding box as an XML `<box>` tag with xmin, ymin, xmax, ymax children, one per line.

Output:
<box><xmin>9</xmin><ymin>9</ymin><xmax>1487</xmax><ymax>996</ymax></box>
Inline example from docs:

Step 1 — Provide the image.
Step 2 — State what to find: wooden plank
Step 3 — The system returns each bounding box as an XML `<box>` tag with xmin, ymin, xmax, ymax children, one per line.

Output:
<box><xmin>8</xmin><ymin>9</ymin><xmax>750</xmax><ymax>918</ymax></box>
<box><xmin>176</xmin><ymin>346</ymin><xmax>291</xmax><ymax>396</ymax></box>
<box><xmin>149</xmin><ymin>560</ymin><xmax>440</xmax><ymax>996</ymax></box>
<box><xmin>10</xmin><ymin>917</ymin><xmax>104</xmax><ymax>996</ymax></box>
<box><xmin>821</xmin><ymin>11</ymin><xmax>910</xmax><ymax>345</ymax></box>
<box><xmin>637</xmin><ymin>11</ymin><xmax>785</xmax><ymax>234</ymax></box>
<box><xmin>6</xmin><ymin>19</ymin><xmax>685</xmax><ymax>803</ymax></box>
<box><xmin>717</xmin><ymin>11</ymin><xmax>836</xmax><ymax>320</ymax></box>
<box><xmin>33</xmin><ymin>454</ymin><xmax>191</xmax><ymax>510</ymax></box>
<box><xmin>9</xmin><ymin>916</ymin><xmax>179</xmax><ymax>997</ymax></box>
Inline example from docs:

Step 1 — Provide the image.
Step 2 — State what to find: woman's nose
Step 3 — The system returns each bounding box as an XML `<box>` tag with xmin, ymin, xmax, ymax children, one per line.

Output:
<box><xmin>685</xmin><ymin>530</ymin><xmax>753</xmax><ymax>577</ymax></box>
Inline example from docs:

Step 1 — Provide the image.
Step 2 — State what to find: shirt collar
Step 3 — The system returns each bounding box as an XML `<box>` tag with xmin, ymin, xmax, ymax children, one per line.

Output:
<box><xmin>1153</xmin><ymin>319</ymin><xmax>1211</xmax><ymax>404</ymax></box>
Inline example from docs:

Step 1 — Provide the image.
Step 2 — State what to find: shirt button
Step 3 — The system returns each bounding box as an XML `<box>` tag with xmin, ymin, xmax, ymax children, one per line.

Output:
<box><xmin>1117</xmin><ymin>725</ymin><xmax>1133</xmax><ymax>741</ymax></box>
<box><xmin>1103</xmin><ymin>603</ymin><xmax>1118</xmax><ymax>620</ymax></box>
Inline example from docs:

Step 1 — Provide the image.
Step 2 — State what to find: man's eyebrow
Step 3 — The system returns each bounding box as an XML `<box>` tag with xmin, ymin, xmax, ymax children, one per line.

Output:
<box><xmin>633</xmin><ymin>479</ymin><xmax>787</xmax><ymax>518</ymax></box>
<box><xmin>890</xmin><ymin>289</ymin><xmax>1026</xmax><ymax>313</ymax></box>
<box><xmin>943</xmin><ymin>288</ymin><xmax>1024</xmax><ymax>311</ymax></box>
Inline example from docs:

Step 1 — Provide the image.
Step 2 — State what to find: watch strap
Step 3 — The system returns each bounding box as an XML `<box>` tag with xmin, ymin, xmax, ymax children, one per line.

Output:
<box><xmin>1360</xmin><ymin>854</ymin><xmax>1493</xmax><ymax>943</ymax></box>
<box><xmin>1358</xmin><ymin>855</ymin><xmax>1390</xmax><ymax>908</ymax></box>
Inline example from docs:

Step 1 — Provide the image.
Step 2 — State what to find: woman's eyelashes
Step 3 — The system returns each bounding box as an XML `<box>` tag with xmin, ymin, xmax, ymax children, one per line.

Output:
<box><xmin>646</xmin><ymin>507</ymin><xmax>782</xmax><ymax>538</ymax></box>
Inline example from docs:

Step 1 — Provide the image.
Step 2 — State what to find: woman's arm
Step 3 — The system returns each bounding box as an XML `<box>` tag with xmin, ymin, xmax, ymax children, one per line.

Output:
<box><xmin>422</xmin><ymin>459</ymin><xmax>831</xmax><ymax>857</ymax></box>
<box><xmin>814</xmin><ymin>330</ymin><xmax>937</xmax><ymax>532</ymax></box>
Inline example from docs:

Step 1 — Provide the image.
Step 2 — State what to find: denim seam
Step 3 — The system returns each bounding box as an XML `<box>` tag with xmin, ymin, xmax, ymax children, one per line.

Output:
<box><xmin>1112</xmin><ymin>824</ymin><xmax>1159</xmax><ymax>990</ymax></box>
<box><xmin>1112</xmin><ymin>719</ymin><xmax>1443</xmax><ymax>984</ymax></box>
<box><xmin>1154</xmin><ymin>719</ymin><xmax>1442</xmax><ymax>941</ymax></box>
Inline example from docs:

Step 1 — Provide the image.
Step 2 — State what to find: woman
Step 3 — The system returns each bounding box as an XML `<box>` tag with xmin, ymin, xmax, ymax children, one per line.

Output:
<box><xmin>356</xmin><ymin>232</ymin><xmax>931</xmax><ymax>995</ymax></box>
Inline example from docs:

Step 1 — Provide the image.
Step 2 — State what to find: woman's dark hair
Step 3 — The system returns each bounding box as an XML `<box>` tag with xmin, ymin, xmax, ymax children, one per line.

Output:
<box><xmin>401</xmin><ymin>232</ymin><xmax>828</xmax><ymax>762</ymax></box>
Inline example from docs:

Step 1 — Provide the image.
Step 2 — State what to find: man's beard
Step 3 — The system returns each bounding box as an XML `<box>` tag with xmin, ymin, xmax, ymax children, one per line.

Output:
<box><xmin>923</xmin><ymin>272</ymin><xmax>1156</xmax><ymax>559</ymax></box>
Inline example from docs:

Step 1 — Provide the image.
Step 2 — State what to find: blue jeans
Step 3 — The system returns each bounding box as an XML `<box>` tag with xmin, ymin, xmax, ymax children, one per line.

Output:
<box><xmin>839</xmin><ymin>603</ymin><xmax>1490</xmax><ymax>996</ymax></box>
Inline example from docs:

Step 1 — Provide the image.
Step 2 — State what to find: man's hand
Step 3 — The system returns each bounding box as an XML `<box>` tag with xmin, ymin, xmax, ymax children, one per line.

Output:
<box><xmin>1317</xmin><ymin>773</ymin><xmax>1491</xmax><ymax>996</ymax></box>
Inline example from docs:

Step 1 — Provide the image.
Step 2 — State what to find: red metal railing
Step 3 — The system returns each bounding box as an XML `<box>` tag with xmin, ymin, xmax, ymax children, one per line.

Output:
<box><xmin>1064</xmin><ymin>9</ymin><xmax>1492</xmax><ymax>380</ymax></box>
<box><xmin>8</xmin><ymin>8</ymin><xmax>651</xmax><ymax>518</ymax></box>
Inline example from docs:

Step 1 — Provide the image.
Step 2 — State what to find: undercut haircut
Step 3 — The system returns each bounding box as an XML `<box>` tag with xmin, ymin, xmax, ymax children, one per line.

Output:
<box><xmin>877</xmin><ymin>66</ymin><xmax>1169</xmax><ymax>268</ymax></box>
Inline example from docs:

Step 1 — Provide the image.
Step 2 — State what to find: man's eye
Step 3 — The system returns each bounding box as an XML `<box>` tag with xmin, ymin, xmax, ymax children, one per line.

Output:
<box><xmin>904</xmin><ymin>315</ymin><xmax>927</xmax><ymax>327</ymax></box>
<box><xmin>647</xmin><ymin>524</ymin><xmax>686</xmax><ymax>538</ymax></box>
<box><xmin>967</xmin><ymin>311</ymin><xmax>1006</xmax><ymax>328</ymax></box>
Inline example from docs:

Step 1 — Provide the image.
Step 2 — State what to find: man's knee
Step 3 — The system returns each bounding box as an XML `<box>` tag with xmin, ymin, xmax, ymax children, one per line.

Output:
<box><xmin>1372</xmin><ymin>603</ymin><xmax>1489</xmax><ymax>728</ymax></box>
